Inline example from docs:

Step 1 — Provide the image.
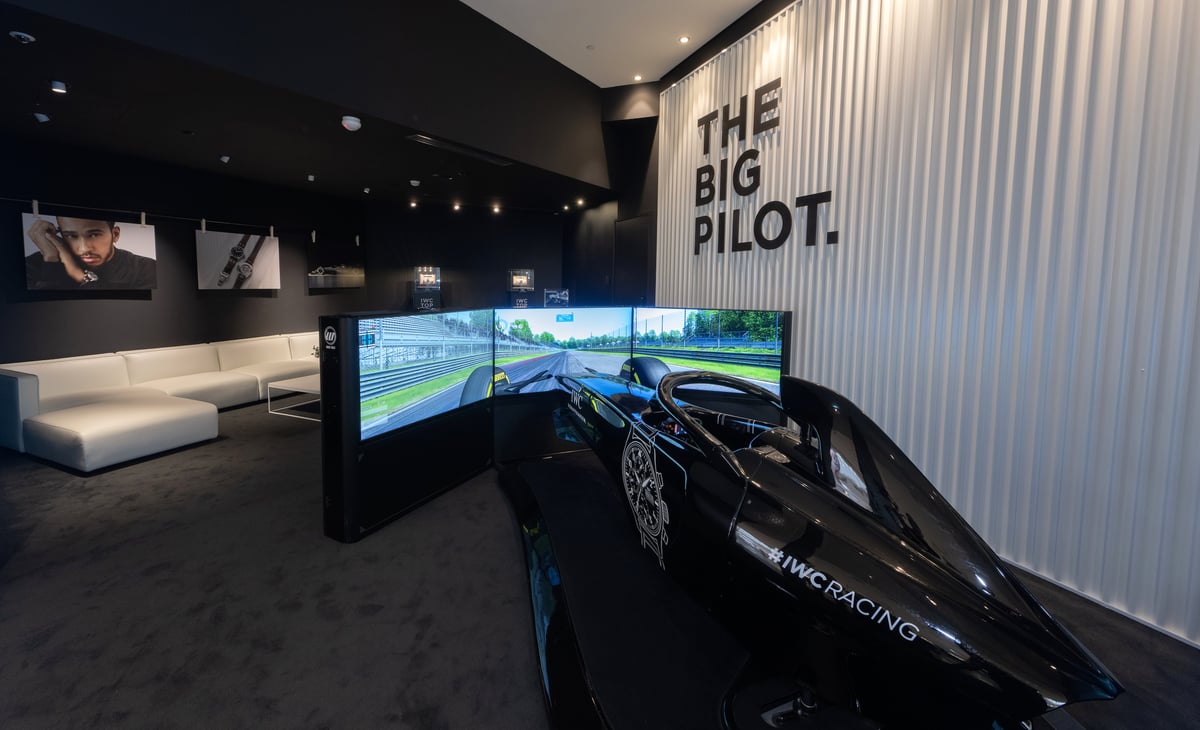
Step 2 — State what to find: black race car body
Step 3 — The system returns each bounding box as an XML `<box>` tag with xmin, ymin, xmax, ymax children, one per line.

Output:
<box><xmin>554</xmin><ymin>367</ymin><xmax>1121</xmax><ymax>728</ymax></box>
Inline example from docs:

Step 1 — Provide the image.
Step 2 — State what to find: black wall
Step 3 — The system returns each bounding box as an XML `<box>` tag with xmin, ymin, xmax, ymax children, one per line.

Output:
<box><xmin>361</xmin><ymin>202</ymin><xmax>565</xmax><ymax>311</ymax></box>
<box><xmin>9</xmin><ymin>0</ymin><xmax>610</xmax><ymax>189</ymax></box>
<box><xmin>0</xmin><ymin>138</ymin><xmax>572</xmax><ymax>363</ymax></box>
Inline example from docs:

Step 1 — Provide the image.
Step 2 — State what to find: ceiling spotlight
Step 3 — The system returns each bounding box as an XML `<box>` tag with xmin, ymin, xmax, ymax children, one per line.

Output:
<box><xmin>307</xmin><ymin>174</ymin><xmax>315</xmax><ymax>182</ymax></box>
<box><xmin>363</xmin><ymin>187</ymin><xmax>371</xmax><ymax>194</ymax></box>
<box><xmin>492</xmin><ymin>205</ymin><xmax>501</xmax><ymax>214</ymax></box>
<box><xmin>49</xmin><ymin>80</ymin><xmax>68</xmax><ymax>94</ymax></box>
<box><xmin>452</xmin><ymin>203</ymin><xmax>461</xmax><ymax>211</ymax></box>
<box><xmin>575</xmin><ymin>198</ymin><xmax>585</xmax><ymax>207</ymax></box>
<box><xmin>219</xmin><ymin>155</ymin><xmax>230</xmax><ymax>164</ymax></box>
<box><xmin>9</xmin><ymin>31</ymin><xmax>36</xmax><ymax>44</ymax></box>
<box><xmin>409</xmin><ymin>201</ymin><xmax>417</xmax><ymax>208</ymax></box>
<box><xmin>634</xmin><ymin>74</ymin><xmax>643</xmax><ymax>82</ymax></box>
<box><xmin>33</xmin><ymin>112</ymin><xmax>50</xmax><ymax>123</ymax></box>
<box><xmin>562</xmin><ymin>205</ymin><xmax>569</xmax><ymax>211</ymax></box>
<box><xmin>679</xmin><ymin>35</ymin><xmax>691</xmax><ymax>44</ymax></box>
<box><xmin>341</xmin><ymin>115</ymin><xmax>362</xmax><ymax>131</ymax></box>
<box><xmin>409</xmin><ymin>179</ymin><xmax>420</xmax><ymax>187</ymax></box>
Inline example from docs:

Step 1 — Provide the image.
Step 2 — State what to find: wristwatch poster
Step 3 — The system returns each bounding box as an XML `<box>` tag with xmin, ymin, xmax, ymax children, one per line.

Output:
<box><xmin>195</xmin><ymin>230</ymin><xmax>282</xmax><ymax>290</ymax></box>
<box><xmin>233</xmin><ymin>235</ymin><xmax>266</xmax><ymax>289</ymax></box>
<box><xmin>217</xmin><ymin>233</ymin><xmax>250</xmax><ymax>286</ymax></box>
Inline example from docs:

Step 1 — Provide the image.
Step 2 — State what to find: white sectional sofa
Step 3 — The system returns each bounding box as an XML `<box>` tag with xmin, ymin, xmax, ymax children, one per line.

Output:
<box><xmin>0</xmin><ymin>332</ymin><xmax>319</xmax><ymax>472</ymax></box>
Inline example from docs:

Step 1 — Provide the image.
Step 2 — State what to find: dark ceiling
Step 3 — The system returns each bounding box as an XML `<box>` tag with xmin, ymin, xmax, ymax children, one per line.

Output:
<box><xmin>0</xmin><ymin>2</ymin><xmax>614</xmax><ymax>214</ymax></box>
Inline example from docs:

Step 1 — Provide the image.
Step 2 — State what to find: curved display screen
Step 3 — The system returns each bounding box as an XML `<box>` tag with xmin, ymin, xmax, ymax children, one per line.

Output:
<box><xmin>353</xmin><ymin>306</ymin><xmax>790</xmax><ymax>442</ymax></box>
<box><xmin>358</xmin><ymin>309</ymin><xmax>494</xmax><ymax>440</ymax></box>
<box><xmin>493</xmin><ymin>307</ymin><xmax>633</xmax><ymax>394</ymax></box>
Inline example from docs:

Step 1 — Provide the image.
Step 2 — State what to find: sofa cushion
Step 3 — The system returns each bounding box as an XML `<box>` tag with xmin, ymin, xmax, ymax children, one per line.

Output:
<box><xmin>120</xmin><ymin>344</ymin><xmax>222</xmax><ymax>382</ymax></box>
<box><xmin>231</xmin><ymin>359</ymin><xmax>321</xmax><ymax>399</ymax></box>
<box><xmin>284</xmin><ymin>332</ymin><xmax>320</xmax><ymax>360</ymax></box>
<box><xmin>5</xmin><ymin>354</ymin><xmax>129</xmax><ymax>401</ymax></box>
<box><xmin>137</xmin><ymin>372</ymin><xmax>261</xmax><ymax>409</ymax></box>
<box><xmin>41</xmin><ymin>386</ymin><xmax>170</xmax><ymax>413</ymax></box>
<box><xmin>22</xmin><ymin>393</ymin><xmax>218</xmax><ymax>472</ymax></box>
<box><xmin>214</xmin><ymin>336</ymin><xmax>292</xmax><ymax>371</ymax></box>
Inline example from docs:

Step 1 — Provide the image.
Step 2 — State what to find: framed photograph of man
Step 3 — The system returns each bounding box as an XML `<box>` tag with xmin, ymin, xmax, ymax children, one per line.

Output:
<box><xmin>196</xmin><ymin>230</ymin><xmax>281</xmax><ymax>290</ymax></box>
<box><xmin>22</xmin><ymin>210</ymin><xmax>157</xmax><ymax>290</ymax></box>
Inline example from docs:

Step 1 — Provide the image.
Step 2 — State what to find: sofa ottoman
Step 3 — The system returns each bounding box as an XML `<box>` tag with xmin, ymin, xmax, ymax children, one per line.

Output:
<box><xmin>22</xmin><ymin>393</ymin><xmax>218</xmax><ymax>472</ymax></box>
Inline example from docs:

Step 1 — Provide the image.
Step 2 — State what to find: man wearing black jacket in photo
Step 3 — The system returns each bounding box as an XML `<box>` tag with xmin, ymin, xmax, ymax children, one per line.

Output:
<box><xmin>25</xmin><ymin>216</ymin><xmax>156</xmax><ymax>289</ymax></box>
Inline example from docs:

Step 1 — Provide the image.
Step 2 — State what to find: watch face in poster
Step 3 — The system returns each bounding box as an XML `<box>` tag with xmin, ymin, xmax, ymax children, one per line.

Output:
<box><xmin>21</xmin><ymin>210</ymin><xmax>157</xmax><ymax>290</ymax></box>
<box><xmin>493</xmin><ymin>307</ymin><xmax>633</xmax><ymax>394</ymax></box>
<box><xmin>195</xmin><ymin>230</ymin><xmax>280</xmax><ymax>290</ymax></box>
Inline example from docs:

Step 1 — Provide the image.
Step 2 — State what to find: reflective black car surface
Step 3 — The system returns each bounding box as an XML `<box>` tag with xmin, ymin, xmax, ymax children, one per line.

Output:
<box><xmin>555</xmin><ymin>365</ymin><xmax>1121</xmax><ymax>728</ymax></box>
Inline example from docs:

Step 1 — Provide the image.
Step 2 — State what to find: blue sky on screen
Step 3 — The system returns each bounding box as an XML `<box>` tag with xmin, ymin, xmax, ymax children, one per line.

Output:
<box><xmin>495</xmin><ymin>307</ymin><xmax>631</xmax><ymax>341</ymax></box>
<box><xmin>634</xmin><ymin>308</ymin><xmax>688</xmax><ymax>334</ymax></box>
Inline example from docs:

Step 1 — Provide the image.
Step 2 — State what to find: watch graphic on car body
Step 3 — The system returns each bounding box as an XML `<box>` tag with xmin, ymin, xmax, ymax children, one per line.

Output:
<box><xmin>233</xmin><ymin>235</ymin><xmax>267</xmax><ymax>289</ymax></box>
<box><xmin>218</xmin><ymin>233</ymin><xmax>251</xmax><ymax>285</ymax></box>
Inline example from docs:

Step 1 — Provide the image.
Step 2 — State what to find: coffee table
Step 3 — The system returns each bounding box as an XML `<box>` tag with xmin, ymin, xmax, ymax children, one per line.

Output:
<box><xmin>267</xmin><ymin>373</ymin><xmax>321</xmax><ymax>421</ymax></box>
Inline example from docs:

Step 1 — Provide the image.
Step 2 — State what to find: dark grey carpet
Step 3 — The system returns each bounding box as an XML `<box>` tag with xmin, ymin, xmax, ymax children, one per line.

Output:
<box><xmin>1017</xmin><ymin>568</ymin><xmax>1200</xmax><ymax>730</ymax></box>
<box><xmin>3</xmin><ymin>402</ymin><xmax>1198</xmax><ymax>730</ymax></box>
<box><xmin>0</xmin><ymin>405</ymin><xmax>549</xmax><ymax>730</ymax></box>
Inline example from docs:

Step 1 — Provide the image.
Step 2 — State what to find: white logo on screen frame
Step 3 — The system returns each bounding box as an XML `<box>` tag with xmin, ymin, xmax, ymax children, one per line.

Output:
<box><xmin>622</xmin><ymin>429</ymin><xmax>670</xmax><ymax>567</ymax></box>
<box><xmin>323</xmin><ymin>326</ymin><xmax>337</xmax><ymax>348</ymax></box>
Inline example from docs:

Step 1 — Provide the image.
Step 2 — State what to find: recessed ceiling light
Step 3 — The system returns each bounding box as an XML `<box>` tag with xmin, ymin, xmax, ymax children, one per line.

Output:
<box><xmin>341</xmin><ymin>115</ymin><xmax>362</xmax><ymax>131</ymax></box>
<box><xmin>634</xmin><ymin>74</ymin><xmax>643</xmax><ymax>82</ymax></box>
<box><xmin>50</xmin><ymin>80</ymin><xmax>68</xmax><ymax>94</ymax></box>
<box><xmin>492</xmin><ymin>205</ymin><xmax>501</xmax><ymax>214</ymax></box>
<box><xmin>409</xmin><ymin>201</ymin><xmax>417</xmax><ymax>208</ymax></box>
<box><xmin>679</xmin><ymin>35</ymin><xmax>691</xmax><ymax>44</ymax></box>
<box><xmin>562</xmin><ymin>205</ymin><xmax>569</xmax><ymax>211</ymax></box>
<box><xmin>33</xmin><ymin>112</ymin><xmax>50</xmax><ymax>123</ymax></box>
<box><xmin>409</xmin><ymin>179</ymin><xmax>421</xmax><ymax>187</ymax></box>
<box><xmin>363</xmin><ymin>187</ymin><xmax>371</xmax><ymax>194</ymax></box>
<box><xmin>219</xmin><ymin>155</ymin><xmax>230</xmax><ymax>164</ymax></box>
<box><xmin>9</xmin><ymin>31</ymin><xmax>36</xmax><ymax>44</ymax></box>
<box><xmin>307</xmin><ymin>174</ymin><xmax>315</xmax><ymax>182</ymax></box>
<box><xmin>452</xmin><ymin>203</ymin><xmax>461</xmax><ymax>211</ymax></box>
<box><xmin>576</xmin><ymin>198</ymin><xmax>585</xmax><ymax>207</ymax></box>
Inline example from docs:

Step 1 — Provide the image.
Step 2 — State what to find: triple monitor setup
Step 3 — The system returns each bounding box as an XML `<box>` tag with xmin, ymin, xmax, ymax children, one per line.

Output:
<box><xmin>319</xmin><ymin>305</ymin><xmax>792</xmax><ymax>543</ymax></box>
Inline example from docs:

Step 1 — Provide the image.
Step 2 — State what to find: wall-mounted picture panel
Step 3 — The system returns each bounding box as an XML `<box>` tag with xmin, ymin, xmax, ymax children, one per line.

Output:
<box><xmin>195</xmin><ymin>230</ymin><xmax>280</xmax><ymax>290</ymax></box>
<box><xmin>307</xmin><ymin>235</ymin><xmax>364</xmax><ymax>290</ymax></box>
<box><xmin>21</xmin><ymin>210</ymin><xmax>157</xmax><ymax>290</ymax></box>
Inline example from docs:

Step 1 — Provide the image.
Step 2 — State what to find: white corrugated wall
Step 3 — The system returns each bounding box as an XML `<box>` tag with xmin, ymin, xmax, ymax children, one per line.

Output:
<box><xmin>656</xmin><ymin>0</ymin><xmax>1200</xmax><ymax>646</ymax></box>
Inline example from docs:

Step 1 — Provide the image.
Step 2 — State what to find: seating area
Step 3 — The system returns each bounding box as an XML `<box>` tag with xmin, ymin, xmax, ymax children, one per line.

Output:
<box><xmin>0</xmin><ymin>332</ymin><xmax>319</xmax><ymax>472</ymax></box>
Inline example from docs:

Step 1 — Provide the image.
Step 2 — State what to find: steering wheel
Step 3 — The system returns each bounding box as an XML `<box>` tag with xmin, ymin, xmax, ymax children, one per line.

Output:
<box><xmin>656</xmin><ymin>371</ymin><xmax>783</xmax><ymax>459</ymax></box>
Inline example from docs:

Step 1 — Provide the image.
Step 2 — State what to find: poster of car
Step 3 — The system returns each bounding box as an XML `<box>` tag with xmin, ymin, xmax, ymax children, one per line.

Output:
<box><xmin>307</xmin><ymin>234</ymin><xmax>365</xmax><ymax>290</ymax></box>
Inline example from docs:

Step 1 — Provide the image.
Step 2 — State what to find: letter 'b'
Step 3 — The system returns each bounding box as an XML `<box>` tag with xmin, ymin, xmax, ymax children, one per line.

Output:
<box><xmin>696</xmin><ymin>165</ymin><xmax>715</xmax><ymax>206</ymax></box>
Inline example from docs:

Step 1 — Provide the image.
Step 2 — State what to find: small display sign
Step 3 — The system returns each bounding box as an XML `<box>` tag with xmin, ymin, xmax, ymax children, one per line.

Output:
<box><xmin>414</xmin><ymin>266</ymin><xmax>442</xmax><ymax>311</ymax></box>
<box><xmin>508</xmin><ymin>268</ymin><xmax>534</xmax><ymax>292</ymax></box>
